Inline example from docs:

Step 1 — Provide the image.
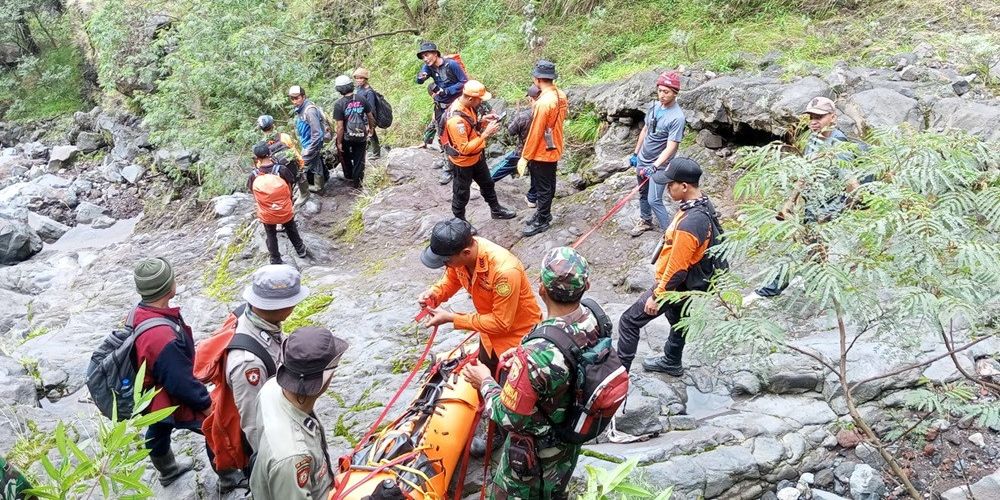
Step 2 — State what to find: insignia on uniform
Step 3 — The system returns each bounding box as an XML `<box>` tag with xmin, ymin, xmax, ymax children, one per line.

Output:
<box><xmin>295</xmin><ymin>456</ymin><xmax>311</xmax><ymax>488</ymax></box>
<box><xmin>245</xmin><ymin>368</ymin><xmax>261</xmax><ymax>386</ymax></box>
<box><xmin>456</xmin><ymin>122</ymin><xmax>466</xmax><ymax>135</ymax></box>
<box><xmin>495</xmin><ymin>278</ymin><xmax>512</xmax><ymax>297</ymax></box>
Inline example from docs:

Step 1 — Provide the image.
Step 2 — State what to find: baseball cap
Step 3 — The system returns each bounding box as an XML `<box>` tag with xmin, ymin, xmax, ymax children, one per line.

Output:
<box><xmin>252</xmin><ymin>142</ymin><xmax>271</xmax><ymax>159</ymax></box>
<box><xmin>420</xmin><ymin>218</ymin><xmax>475</xmax><ymax>269</ymax></box>
<box><xmin>277</xmin><ymin>327</ymin><xmax>349</xmax><ymax>397</ymax></box>
<box><xmin>526</xmin><ymin>84</ymin><xmax>541</xmax><ymax>99</ymax></box>
<box><xmin>540</xmin><ymin>247</ymin><xmax>590</xmax><ymax>302</ymax></box>
<box><xmin>657</xmin><ymin>71</ymin><xmax>681</xmax><ymax>92</ymax></box>
<box><xmin>288</xmin><ymin>85</ymin><xmax>304</xmax><ymax>97</ymax></box>
<box><xmin>652</xmin><ymin>156</ymin><xmax>702</xmax><ymax>185</ymax></box>
<box><xmin>805</xmin><ymin>96</ymin><xmax>836</xmax><ymax>115</ymax></box>
<box><xmin>462</xmin><ymin>80</ymin><xmax>492</xmax><ymax>100</ymax></box>
<box><xmin>241</xmin><ymin>264</ymin><xmax>311</xmax><ymax>310</ymax></box>
<box><xmin>353</xmin><ymin>67</ymin><xmax>370</xmax><ymax>79</ymax></box>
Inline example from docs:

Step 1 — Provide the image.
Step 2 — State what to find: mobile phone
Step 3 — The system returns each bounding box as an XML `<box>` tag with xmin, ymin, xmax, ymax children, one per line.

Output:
<box><xmin>495</xmin><ymin>111</ymin><xmax>508</xmax><ymax>122</ymax></box>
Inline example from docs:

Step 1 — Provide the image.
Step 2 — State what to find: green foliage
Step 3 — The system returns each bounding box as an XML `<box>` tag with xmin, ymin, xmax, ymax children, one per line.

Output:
<box><xmin>580</xmin><ymin>458</ymin><xmax>672</xmax><ymax>499</ymax></box>
<box><xmin>565</xmin><ymin>107</ymin><xmax>602</xmax><ymax>145</ymax></box>
<box><xmin>904</xmin><ymin>382</ymin><xmax>1000</xmax><ymax>429</ymax></box>
<box><xmin>21</xmin><ymin>363</ymin><xmax>174</xmax><ymax>499</ymax></box>
<box><xmin>203</xmin><ymin>223</ymin><xmax>255</xmax><ymax>302</ymax></box>
<box><xmin>282</xmin><ymin>291</ymin><xmax>335</xmax><ymax>333</ymax></box>
<box><xmin>6</xmin><ymin>420</ymin><xmax>55</xmax><ymax>471</ymax></box>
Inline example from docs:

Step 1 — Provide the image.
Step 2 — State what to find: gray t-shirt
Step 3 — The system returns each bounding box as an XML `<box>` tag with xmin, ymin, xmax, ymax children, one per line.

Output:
<box><xmin>638</xmin><ymin>102</ymin><xmax>685</xmax><ymax>168</ymax></box>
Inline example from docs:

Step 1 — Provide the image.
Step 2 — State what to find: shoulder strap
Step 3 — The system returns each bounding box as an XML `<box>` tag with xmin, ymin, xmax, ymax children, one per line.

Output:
<box><xmin>227</xmin><ymin>333</ymin><xmax>277</xmax><ymax>377</ymax></box>
<box><xmin>525</xmin><ymin>323</ymin><xmax>583</xmax><ymax>371</ymax></box>
<box><xmin>132</xmin><ymin>316</ymin><xmax>185</xmax><ymax>346</ymax></box>
<box><xmin>270</xmin><ymin>165</ymin><xmax>281</xmax><ymax>175</ymax></box>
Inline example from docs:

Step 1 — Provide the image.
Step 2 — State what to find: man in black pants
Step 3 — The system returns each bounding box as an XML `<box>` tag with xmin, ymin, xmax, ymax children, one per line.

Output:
<box><xmin>519</xmin><ymin>61</ymin><xmax>569</xmax><ymax>237</ymax></box>
<box><xmin>248</xmin><ymin>143</ymin><xmax>308</xmax><ymax>264</ymax></box>
<box><xmin>289</xmin><ymin>85</ymin><xmax>328</xmax><ymax>193</ymax></box>
<box><xmin>332</xmin><ymin>75</ymin><xmax>375</xmax><ymax>189</ymax></box>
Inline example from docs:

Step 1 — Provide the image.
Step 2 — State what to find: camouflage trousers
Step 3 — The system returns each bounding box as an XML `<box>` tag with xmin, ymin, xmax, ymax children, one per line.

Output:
<box><xmin>489</xmin><ymin>433</ymin><xmax>581</xmax><ymax>500</ymax></box>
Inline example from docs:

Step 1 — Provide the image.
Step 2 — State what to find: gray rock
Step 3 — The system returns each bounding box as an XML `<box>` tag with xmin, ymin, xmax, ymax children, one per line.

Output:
<box><xmin>0</xmin><ymin>354</ymin><xmax>37</xmax><ymax>406</ymax></box>
<box><xmin>854</xmin><ymin>442</ymin><xmax>886</xmax><ymax>469</ymax></box>
<box><xmin>941</xmin><ymin>468</ymin><xmax>1000</xmax><ymax>500</ymax></box>
<box><xmin>301</xmin><ymin>199</ymin><xmax>322</xmax><ymax>216</ymax></box>
<box><xmin>91</xmin><ymin>215</ymin><xmax>117</xmax><ymax>229</ymax></box>
<box><xmin>833</xmin><ymin>460</ymin><xmax>857</xmax><ymax>484</ymax></box>
<box><xmin>47</xmin><ymin>145</ymin><xmax>79</xmax><ymax>171</ymax></box>
<box><xmin>826</xmin><ymin>66</ymin><xmax>862</xmax><ymax>93</ymax></box>
<box><xmin>623</xmin><ymin>265</ymin><xmax>653</xmax><ymax>293</ymax></box>
<box><xmin>101</xmin><ymin>161</ymin><xmax>124</xmax><ymax>183</ymax></box>
<box><xmin>614</xmin><ymin>389</ymin><xmax>663</xmax><ymax>436</ymax></box>
<box><xmin>211</xmin><ymin>194</ymin><xmax>252</xmax><ymax>218</ymax></box>
<box><xmin>22</xmin><ymin>141</ymin><xmax>49</xmax><ymax>159</ymax></box>
<box><xmin>843</xmin><ymin>89</ymin><xmax>923</xmax><ymax>134</ymax></box>
<box><xmin>696</xmin><ymin>129</ymin><xmax>725</xmax><ymax>149</ymax></box>
<box><xmin>799</xmin><ymin>472</ymin><xmax>815</xmax><ymax>485</ymax></box>
<box><xmin>27</xmin><ymin>211</ymin><xmax>70</xmax><ymax>242</ymax></box>
<box><xmin>680</xmin><ymin>75</ymin><xmax>831</xmax><ymax>136</ymax></box>
<box><xmin>849</xmin><ymin>464</ymin><xmax>886</xmax><ymax>500</ymax></box>
<box><xmin>898</xmin><ymin>65</ymin><xmax>922</xmax><ymax>82</ymax></box>
<box><xmin>952</xmin><ymin>79</ymin><xmax>971</xmax><ymax>96</ymax></box>
<box><xmin>33</xmin><ymin>174</ymin><xmax>71</xmax><ymax>189</ymax></box>
<box><xmin>153</xmin><ymin>148</ymin><xmax>195</xmax><ymax>171</ymax></box>
<box><xmin>75</xmin><ymin>201</ymin><xmax>110</xmax><ymax>225</ymax></box>
<box><xmin>121</xmin><ymin>164</ymin><xmax>145</xmax><ymax>184</ymax></box>
<box><xmin>75</xmin><ymin>131</ymin><xmax>104</xmax><ymax>153</ymax></box>
<box><xmin>814</xmin><ymin>468</ymin><xmax>835</xmax><ymax>487</ymax></box>
<box><xmin>730</xmin><ymin>371</ymin><xmax>761</xmax><ymax>396</ymax></box>
<box><xmin>761</xmin><ymin>492</ymin><xmax>778</xmax><ymax>500</ymax></box>
<box><xmin>969</xmin><ymin>432</ymin><xmax>986</xmax><ymax>448</ymax></box>
<box><xmin>930</xmin><ymin>98</ymin><xmax>1000</xmax><ymax>142</ymax></box>
<box><xmin>812</xmin><ymin>491</ymin><xmax>849</xmax><ymax>500</ymax></box>
<box><xmin>696</xmin><ymin>445</ymin><xmax>760</xmax><ymax>497</ymax></box>
<box><xmin>0</xmin><ymin>210</ymin><xmax>42</xmax><ymax>264</ymax></box>
<box><xmin>891</xmin><ymin>52</ymin><xmax>918</xmax><ymax>70</ymax></box>
<box><xmin>777</xmin><ymin>487</ymin><xmax>801</xmax><ymax>500</ymax></box>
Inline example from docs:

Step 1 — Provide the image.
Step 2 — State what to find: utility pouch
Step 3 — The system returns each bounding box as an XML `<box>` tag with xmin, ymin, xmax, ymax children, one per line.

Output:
<box><xmin>543</xmin><ymin>128</ymin><xmax>556</xmax><ymax>150</ymax></box>
<box><xmin>506</xmin><ymin>432</ymin><xmax>541</xmax><ymax>477</ymax></box>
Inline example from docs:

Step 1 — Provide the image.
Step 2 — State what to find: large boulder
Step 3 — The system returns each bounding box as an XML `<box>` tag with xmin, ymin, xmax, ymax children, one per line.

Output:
<box><xmin>47</xmin><ymin>145</ymin><xmax>80</xmax><ymax>171</ymax></box>
<box><xmin>75</xmin><ymin>131</ymin><xmax>105</xmax><ymax>153</ymax></box>
<box><xmin>153</xmin><ymin>148</ymin><xmax>196</xmax><ymax>171</ymax></box>
<box><xmin>930</xmin><ymin>98</ymin><xmax>1000</xmax><ymax>143</ymax></box>
<box><xmin>75</xmin><ymin>201</ymin><xmax>111</xmax><ymax>225</ymax></box>
<box><xmin>842</xmin><ymin>89</ymin><xmax>924</xmax><ymax>134</ymax></box>
<box><xmin>27</xmin><ymin>211</ymin><xmax>70</xmax><ymax>243</ymax></box>
<box><xmin>0</xmin><ymin>210</ymin><xmax>42</xmax><ymax>264</ymax></box>
<box><xmin>0</xmin><ymin>354</ymin><xmax>36</xmax><ymax>406</ymax></box>
<box><xmin>571</xmin><ymin>70</ymin><xmax>660</xmax><ymax>118</ymax></box>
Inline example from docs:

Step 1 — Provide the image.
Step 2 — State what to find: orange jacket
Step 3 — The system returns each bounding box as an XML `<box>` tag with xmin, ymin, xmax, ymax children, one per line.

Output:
<box><xmin>521</xmin><ymin>86</ymin><xmax>568</xmax><ymax>163</ymax></box>
<box><xmin>428</xmin><ymin>237</ymin><xmax>542</xmax><ymax>356</ymax></box>
<box><xmin>444</xmin><ymin>101</ymin><xmax>487</xmax><ymax>168</ymax></box>
<box><xmin>653</xmin><ymin>205</ymin><xmax>714</xmax><ymax>297</ymax></box>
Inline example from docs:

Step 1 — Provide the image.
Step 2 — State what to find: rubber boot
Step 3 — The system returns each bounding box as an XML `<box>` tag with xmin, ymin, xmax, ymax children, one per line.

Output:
<box><xmin>150</xmin><ymin>450</ymin><xmax>194</xmax><ymax>486</ymax></box>
<box><xmin>297</xmin><ymin>180</ymin><xmax>311</xmax><ymax>203</ymax></box>
<box><xmin>216</xmin><ymin>468</ymin><xmax>249</xmax><ymax>494</ymax></box>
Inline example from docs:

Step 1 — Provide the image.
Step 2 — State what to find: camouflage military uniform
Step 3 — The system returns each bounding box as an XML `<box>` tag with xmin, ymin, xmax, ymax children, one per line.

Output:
<box><xmin>478</xmin><ymin>247</ymin><xmax>594</xmax><ymax>499</ymax></box>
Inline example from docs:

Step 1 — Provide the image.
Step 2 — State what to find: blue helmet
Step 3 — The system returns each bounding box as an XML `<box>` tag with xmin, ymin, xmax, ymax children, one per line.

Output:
<box><xmin>256</xmin><ymin>115</ymin><xmax>275</xmax><ymax>131</ymax></box>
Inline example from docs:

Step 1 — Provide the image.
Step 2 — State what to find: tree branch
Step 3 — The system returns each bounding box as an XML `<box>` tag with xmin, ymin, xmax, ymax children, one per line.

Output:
<box><xmin>943</xmin><ymin>320</ymin><xmax>1000</xmax><ymax>394</ymax></box>
<box><xmin>786</xmin><ymin>344</ymin><xmax>839</xmax><ymax>375</ymax></box>
<box><xmin>285</xmin><ymin>28</ymin><xmax>419</xmax><ymax>47</ymax></box>
<box><xmin>848</xmin><ymin>335</ymin><xmax>993</xmax><ymax>392</ymax></box>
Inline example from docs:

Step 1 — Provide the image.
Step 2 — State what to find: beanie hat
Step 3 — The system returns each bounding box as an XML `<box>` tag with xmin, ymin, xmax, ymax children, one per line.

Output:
<box><xmin>656</xmin><ymin>71</ymin><xmax>681</xmax><ymax>92</ymax></box>
<box><xmin>134</xmin><ymin>257</ymin><xmax>175</xmax><ymax>302</ymax></box>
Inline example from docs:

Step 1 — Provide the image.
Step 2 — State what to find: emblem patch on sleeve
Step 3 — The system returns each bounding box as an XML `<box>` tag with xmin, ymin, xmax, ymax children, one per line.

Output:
<box><xmin>245</xmin><ymin>368</ymin><xmax>261</xmax><ymax>386</ymax></box>
<box><xmin>495</xmin><ymin>278</ymin><xmax>512</xmax><ymax>297</ymax></box>
<box><xmin>295</xmin><ymin>456</ymin><xmax>311</xmax><ymax>488</ymax></box>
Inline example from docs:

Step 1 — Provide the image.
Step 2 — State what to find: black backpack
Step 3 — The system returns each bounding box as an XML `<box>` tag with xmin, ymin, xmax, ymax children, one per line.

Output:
<box><xmin>371</xmin><ymin>89</ymin><xmax>394</xmax><ymax>129</ymax></box>
<box><xmin>86</xmin><ymin>309</ymin><xmax>184</xmax><ymax>420</ymax></box>
<box><xmin>523</xmin><ymin>298</ymin><xmax>629</xmax><ymax>445</ymax></box>
<box><xmin>344</xmin><ymin>96</ymin><xmax>369</xmax><ymax>142</ymax></box>
<box><xmin>684</xmin><ymin>204</ymin><xmax>729</xmax><ymax>292</ymax></box>
<box><xmin>265</xmin><ymin>135</ymin><xmax>296</xmax><ymax>168</ymax></box>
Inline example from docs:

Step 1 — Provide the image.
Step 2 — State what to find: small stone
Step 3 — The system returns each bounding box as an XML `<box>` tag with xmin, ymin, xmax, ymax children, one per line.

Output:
<box><xmin>953</xmin><ymin>458</ymin><xmax>968</xmax><ymax>474</ymax></box>
<box><xmin>923</xmin><ymin>443</ymin><xmax>936</xmax><ymax>456</ymax></box>
<box><xmin>925</xmin><ymin>427</ymin><xmax>938</xmax><ymax>441</ymax></box>
<box><xmin>777</xmin><ymin>487</ymin><xmax>801</xmax><ymax>500</ymax></box>
<box><xmin>814</xmin><ymin>468</ymin><xmax>834</xmax><ymax>487</ymax></box>
<box><xmin>836</xmin><ymin>428</ymin><xmax>861</xmax><ymax>448</ymax></box>
<box><xmin>91</xmin><ymin>215</ymin><xmax>116</xmax><ymax>229</ymax></box>
<box><xmin>822</xmin><ymin>434</ymin><xmax>839</xmax><ymax>449</ymax></box>
<box><xmin>969</xmin><ymin>432</ymin><xmax>986</xmax><ymax>448</ymax></box>
<box><xmin>75</xmin><ymin>201</ymin><xmax>110</xmax><ymax>224</ymax></box>
<box><xmin>121</xmin><ymin>164</ymin><xmax>145</xmax><ymax>184</ymax></box>
<box><xmin>696</xmin><ymin>129</ymin><xmax>725</xmax><ymax>149</ymax></box>
<box><xmin>952</xmin><ymin>80</ymin><xmax>971</xmax><ymax>96</ymax></box>
<box><xmin>849</xmin><ymin>464</ymin><xmax>886</xmax><ymax>500</ymax></box>
<box><xmin>799</xmin><ymin>472</ymin><xmax>815</xmax><ymax>485</ymax></box>
<box><xmin>899</xmin><ymin>65</ymin><xmax>921</xmax><ymax>81</ymax></box>
<box><xmin>705</xmin><ymin>70</ymin><xmax>717</xmax><ymax>79</ymax></box>
<box><xmin>833</xmin><ymin>460</ymin><xmax>857</xmax><ymax>484</ymax></box>
<box><xmin>855</xmin><ymin>442</ymin><xmax>886</xmax><ymax>469</ymax></box>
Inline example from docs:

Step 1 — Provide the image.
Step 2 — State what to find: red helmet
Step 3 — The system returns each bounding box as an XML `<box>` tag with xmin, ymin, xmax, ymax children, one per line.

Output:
<box><xmin>657</xmin><ymin>71</ymin><xmax>681</xmax><ymax>92</ymax></box>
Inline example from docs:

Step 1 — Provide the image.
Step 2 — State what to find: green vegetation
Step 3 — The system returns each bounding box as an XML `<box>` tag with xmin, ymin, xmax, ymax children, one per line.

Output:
<box><xmin>7</xmin><ymin>420</ymin><xmax>55</xmax><ymax>470</ymax></box>
<box><xmin>580</xmin><ymin>457</ymin><xmax>672</xmax><ymax>499</ymax></box>
<box><xmin>282</xmin><ymin>291</ymin><xmax>335</xmax><ymax>333</ymax></box>
<box><xmin>203</xmin><ymin>223</ymin><xmax>255</xmax><ymax>302</ymax></box>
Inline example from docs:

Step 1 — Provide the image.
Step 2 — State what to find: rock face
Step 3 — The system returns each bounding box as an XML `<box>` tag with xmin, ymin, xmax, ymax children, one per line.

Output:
<box><xmin>27</xmin><ymin>211</ymin><xmax>70</xmax><ymax>243</ymax></box>
<box><xmin>930</xmin><ymin>98</ymin><xmax>1000</xmax><ymax>143</ymax></box>
<box><xmin>0</xmin><ymin>210</ymin><xmax>42</xmax><ymax>264</ymax></box>
<box><xmin>843</xmin><ymin>89</ymin><xmax>924</xmax><ymax>133</ymax></box>
<box><xmin>47</xmin><ymin>145</ymin><xmax>80</xmax><ymax>171</ymax></box>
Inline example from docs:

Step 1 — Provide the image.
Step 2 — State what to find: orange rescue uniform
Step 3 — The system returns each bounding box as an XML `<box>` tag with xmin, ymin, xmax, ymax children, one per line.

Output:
<box><xmin>520</xmin><ymin>86</ymin><xmax>568</xmax><ymax>163</ymax></box>
<box><xmin>427</xmin><ymin>237</ymin><xmax>542</xmax><ymax>356</ymax></box>
<box><xmin>652</xmin><ymin>207</ymin><xmax>713</xmax><ymax>297</ymax></box>
<box><xmin>444</xmin><ymin>101</ymin><xmax>487</xmax><ymax>168</ymax></box>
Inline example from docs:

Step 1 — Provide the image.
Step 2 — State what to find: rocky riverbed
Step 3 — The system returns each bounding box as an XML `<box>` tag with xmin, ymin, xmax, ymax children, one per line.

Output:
<box><xmin>1</xmin><ymin>52</ymin><xmax>998</xmax><ymax>499</ymax></box>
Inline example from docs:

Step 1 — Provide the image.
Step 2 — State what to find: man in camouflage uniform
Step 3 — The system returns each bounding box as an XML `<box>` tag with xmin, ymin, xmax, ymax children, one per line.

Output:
<box><xmin>462</xmin><ymin>246</ymin><xmax>597</xmax><ymax>499</ymax></box>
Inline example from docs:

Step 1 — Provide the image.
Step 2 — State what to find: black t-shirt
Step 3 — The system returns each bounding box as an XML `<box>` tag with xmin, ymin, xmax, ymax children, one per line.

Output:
<box><xmin>333</xmin><ymin>95</ymin><xmax>372</xmax><ymax>143</ymax></box>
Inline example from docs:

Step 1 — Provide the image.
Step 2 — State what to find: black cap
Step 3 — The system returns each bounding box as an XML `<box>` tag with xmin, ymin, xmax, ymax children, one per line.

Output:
<box><xmin>526</xmin><ymin>84</ymin><xmax>541</xmax><ymax>98</ymax></box>
<box><xmin>253</xmin><ymin>142</ymin><xmax>271</xmax><ymax>159</ymax></box>
<box><xmin>652</xmin><ymin>157</ymin><xmax>702</xmax><ymax>185</ymax></box>
<box><xmin>421</xmin><ymin>218</ymin><xmax>475</xmax><ymax>269</ymax></box>
<box><xmin>417</xmin><ymin>41</ymin><xmax>440</xmax><ymax>60</ymax></box>
<box><xmin>532</xmin><ymin>60</ymin><xmax>558</xmax><ymax>80</ymax></box>
<box><xmin>276</xmin><ymin>327</ymin><xmax>349</xmax><ymax>397</ymax></box>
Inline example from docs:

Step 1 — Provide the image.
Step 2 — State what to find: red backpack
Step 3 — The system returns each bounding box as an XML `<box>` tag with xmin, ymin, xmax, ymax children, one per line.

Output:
<box><xmin>444</xmin><ymin>53</ymin><xmax>469</xmax><ymax>79</ymax></box>
<box><xmin>194</xmin><ymin>305</ymin><xmax>276</xmax><ymax>470</ymax></box>
<box><xmin>251</xmin><ymin>166</ymin><xmax>293</xmax><ymax>225</ymax></box>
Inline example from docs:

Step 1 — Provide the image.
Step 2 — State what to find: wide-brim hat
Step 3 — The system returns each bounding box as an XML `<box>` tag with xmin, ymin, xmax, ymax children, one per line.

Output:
<box><xmin>276</xmin><ymin>327</ymin><xmax>349</xmax><ymax>397</ymax></box>
<box><xmin>532</xmin><ymin>60</ymin><xmax>558</xmax><ymax>80</ymax></box>
<box><xmin>241</xmin><ymin>264</ymin><xmax>311</xmax><ymax>310</ymax></box>
<box><xmin>417</xmin><ymin>42</ymin><xmax>440</xmax><ymax>60</ymax></box>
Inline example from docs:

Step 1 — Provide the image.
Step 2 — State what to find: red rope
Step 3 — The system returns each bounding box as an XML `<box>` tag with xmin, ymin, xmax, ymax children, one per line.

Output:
<box><xmin>571</xmin><ymin>177</ymin><xmax>649</xmax><ymax>249</ymax></box>
<box><xmin>331</xmin><ymin>449</ymin><xmax>423</xmax><ymax>500</ymax></box>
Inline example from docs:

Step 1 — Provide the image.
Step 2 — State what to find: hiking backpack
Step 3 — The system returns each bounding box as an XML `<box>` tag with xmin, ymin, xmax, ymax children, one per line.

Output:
<box><xmin>371</xmin><ymin>89</ymin><xmax>394</xmax><ymax>129</ymax></box>
<box><xmin>86</xmin><ymin>310</ymin><xmax>183</xmax><ymax>420</ymax></box>
<box><xmin>344</xmin><ymin>96</ymin><xmax>370</xmax><ymax>142</ymax></box>
<box><xmin>683</xmin><ymin>205</ymin><xmax>729</xmax><ymax>292</ymax></box>
<box><xmin>444</xmin><ymin>53</ymin><xmax>469</xmax><ymax>79</ymax></box>
<box><xmin>265</xmin><ymin>134</ymin><xmax>297</xmax><ymax>168</ymax></box>
<box><xmin>251</xmin><ymin>165</ymin><xmax>293</xmax><ymax>225</ymax></box>
<box><xmin>523</xmin><ymin>298</ymin><xmax>629</xmax><ymax>445</ymax></box>
<box><xmin>304</xmin><ymin>103</ymin><xmax>335</xmax><ymax>142</ymax></box>
<box><xmin>438</xmin><ymin>109</ymin><xmax>477</xmax><ymax>158</ymax></box>
<box><xmin>193</xmin><ymin>304</ymin><xmax>277</xmax><ymax>470</ymax></box>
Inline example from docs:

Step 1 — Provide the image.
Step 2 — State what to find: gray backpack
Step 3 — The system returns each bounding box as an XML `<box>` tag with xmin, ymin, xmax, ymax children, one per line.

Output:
<box><xmin>86</xmin><ymin>309</ymin><xmax>183</xmax><ymax>420</ymax></box>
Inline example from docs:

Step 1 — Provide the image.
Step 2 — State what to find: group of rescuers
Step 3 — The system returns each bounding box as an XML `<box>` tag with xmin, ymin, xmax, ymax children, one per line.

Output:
<box><xmin>120</xmin><ymin>39</ymin><xmax>864</xmax><ymax>500</ymax></box>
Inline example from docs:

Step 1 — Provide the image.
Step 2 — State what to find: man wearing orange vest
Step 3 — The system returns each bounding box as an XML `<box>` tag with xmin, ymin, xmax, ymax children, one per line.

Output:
<box><xmin>248</xmin><ymin>142</ymin><xmax>308</xmax><ymax>265</ymax></box>
<box><xmin>442</xmin><ymin>81</ymin><xmax>516</xmax><ymax>222</ymax></box>
<box><xmin>519</xmin><ymin>60</ymin><xmax>569</xmax><ymax>237</ymax></box>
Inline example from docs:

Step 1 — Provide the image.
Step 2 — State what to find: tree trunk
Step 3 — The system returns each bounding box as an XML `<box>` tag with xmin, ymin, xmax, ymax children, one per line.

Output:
<box><xmin>398</xmin><ymin>0</ymin><xmax>420</xmax><ymax>31</ymax></box>
<box><xmin>15</xmin><ymin>12</ymin><xmax>41</xmax><ymax>55</ymax></box>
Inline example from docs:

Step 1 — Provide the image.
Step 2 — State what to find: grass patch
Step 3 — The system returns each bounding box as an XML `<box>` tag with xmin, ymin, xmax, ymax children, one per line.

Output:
<box><xmin>580</xmin><ymin>448</ymin><xmax>625</xmax><ymax>464</ymax></box>
<box><xmin>7</xmin><ymin>420</ymin><xmax>56</xmax><ymax>471</ymax></box>
<box><xmin>282</xmin><ymin>291</ymin><xmax>335</xmax><ymax>334</ymax></box>
<box><xmin>564</xmin><ymin>106</ymin><xmax>602</xmax><ymax>145</ymax></box>
<box><xmin>202</xmin><ymin>223</ymin><xmax>253</xmax><ymax>302</ymax></box>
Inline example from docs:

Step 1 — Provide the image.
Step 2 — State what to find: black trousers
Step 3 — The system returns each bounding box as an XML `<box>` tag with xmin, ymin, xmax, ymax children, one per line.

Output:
<box><xmin>145</xmin><ymin>420</ymin><xmax>202</xmax><ymax>457</ymax></box>
<box><xmin>451</xmin><ymin>156</ymin><xmax>500</xmax><ymax>220</ymax></box>
<box><xmin>304</xmin><ymin>154</ymin><xmax>328</xmax><ymax>185</ymax></box>
<box><xmin>528</xmin><ymin>160</ymin><xmax>557</xmax><ymax>221</ymax></box>
<box><xmin>263</xmin><ymin>217</ymin><xmax>305</xmax><ymax>264</ymax></box>
<box><xmin>341</xmin><ymin>140</ymin><xmax>367</xmax><ymax>185</ymax></box>
<box><xmin>616</xmin><ymin>288</ymin><xmax>689</xmax><ymax>372</ymax></box>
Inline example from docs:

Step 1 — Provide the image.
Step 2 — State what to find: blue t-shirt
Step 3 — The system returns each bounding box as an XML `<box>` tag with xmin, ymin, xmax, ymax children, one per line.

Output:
<box><xmin>638</xmin><ymin>102</ymin><xmax>685</xmax><ymax>168</ymax></box>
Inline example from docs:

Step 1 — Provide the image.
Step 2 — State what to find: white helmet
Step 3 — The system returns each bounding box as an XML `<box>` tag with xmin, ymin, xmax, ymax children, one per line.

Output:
<box><xmin>334</xmin><ymin>75</ymin><xmax>352</xmax><ymax>87</ymax></box>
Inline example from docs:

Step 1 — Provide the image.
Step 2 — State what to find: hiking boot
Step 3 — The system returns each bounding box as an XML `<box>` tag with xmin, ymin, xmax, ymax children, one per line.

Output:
<box><xmin>438</xmin><ymin>170</ymin><xmax>453</xmax><ymax>185</ymax></box>
<box><xmin>434</xmin><ymin>159</ymin><xmax>446</xmax><ymax>169</ymax></box>
<box><xmin>216</xmin><ymin>469</ymin><xmax>248</xmax><ymax>494</ymax></box>
<box><xmin>629</xmin><ymin>219</ymin><xmax>655</xmax><ymax>237</ymax></box>
<box><xmin>641</xmin><ymin>356</ymin><xmax>684</xmax><ymax>376</ymax></box>
<box><xmin>150</xmin><ymin>450</ymin><xmax>194</xmax><ymax>486</ymax></box>
<box><xmin>524</xmin><ymin>195</ymin><xmax>536</xmax><ymax>208</ymax></box>
<box><xmin>296</xmin><ymin>247</ymin><xmax>309</xmax><ymax>259</ymax></box>
<box><xmin>491</xmin><ymin>206</ymin><xmax>516</xmax><ymax>220</ymax></box>
<box><xmin>522</xmin><ymin>217</ymin><xmax>550</xmax><ymax>237</ymax></box>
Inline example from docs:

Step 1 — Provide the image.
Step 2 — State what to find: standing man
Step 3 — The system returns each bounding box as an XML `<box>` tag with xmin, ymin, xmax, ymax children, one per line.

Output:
<box><xmin>617</xmin><ymin>158</ymin><xmax>719</xmax><ymax>375</ymax></box>
<box><xmin>442</xmin><ymin>80</ymin><xmax>516</xmax><ymax>221</ymax></box>
<box><xmin>352</xmin><ymin>67</ymin><xmax>382</xmax><ymax>159</ymax></box>
<box><xmin>250</xmin><ymin>327</ymin><xmax>348</xmax><ymax>499</ymax></box>
<box><xmin>490</xmin><ymin>84</ymin><xmax>541</xmax><ymax>208</ymax></box>
<box><xmin>248</xmin><ymin>143</ymin><xmax>308</xmax><ymax>264</ymax></box>
<box><xmin>415</xmin><ymin>41</ymin><xmax>468</xmax><ymax>185</ymax></box>
<box><xmin>332</xmin><ymin>74</ymin><xmax>375</xmax><ymax>189</ymax></box>
<box><xmin>629</xmin><ymin>71</ymin><xmax>686</xmax><ymax>236</ymax></box>
<box><xmin>520</xmin><ymin>60</ymin><xmax>569</xmax><ymax>237</ymax></box>
<box><xmin>289</xmin><ymin>85</ymin><xmax>329</xmax><ymax>193</ymax></box>
<box><xmin>130</xmin><ymin>257</ymin><xmax>210</xmax><ymax>486</ymax></box>
<box><xmin>462</xmin><ymin>247</ymin><xmax>598</xmax><ymax>499</ymax></box>
<box><xmin>257</xmin><ymin>114</ymin><xmax>309</xmax><ymax>204</ymax></box>
<box><xmin>419</xmin><ymin>218</ymin><xmax>541</xmax><ymax>374</ymax></box>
